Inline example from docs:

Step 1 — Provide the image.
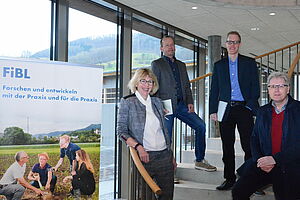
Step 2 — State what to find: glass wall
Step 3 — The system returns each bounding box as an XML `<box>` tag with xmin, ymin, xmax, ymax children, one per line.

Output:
<box><xmin>132</xmin><ymin>30</ymin><xmax>160</xmax><ymax>69</ymax></box>
<box><xmin>68</xmin><ymin>6</ymin><xmax>118</xmax><ymax>200</ymax></box>
<box><xmin>68</xmin><ymin>8</ymin><xmax>117</xmax><ymax>66</ymax></box>
<box><xmin>0</xmin><ymin>0</ymin><xmax>51</xmax><ymax>59</ymax></box>
<box><xmin>0</xmin><ymin>0</ymin><xmax>209</xmax><ymax>199</ymax></box>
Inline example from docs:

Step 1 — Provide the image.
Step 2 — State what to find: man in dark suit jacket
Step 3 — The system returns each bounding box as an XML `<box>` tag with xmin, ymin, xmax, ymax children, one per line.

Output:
<box><xmin>209</xmin><ymin>31</ymin><xmax>260</xmax><ymax>190</ymax></box>
<box><xmin>151</xmin><ymin>36</ymin><xmax>216</xmax><ymax>172</ymax></box>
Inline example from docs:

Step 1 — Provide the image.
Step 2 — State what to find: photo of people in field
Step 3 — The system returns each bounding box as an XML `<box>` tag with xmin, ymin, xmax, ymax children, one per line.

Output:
<box><xmin>0</xmin><ymin>58</ymin><xmax>102</xmax><ymax>200</ymax></box>
<box><xmin>0</xmin><ymin>133</ymin><xmax>100</xmax><ymax>200</ymax></box>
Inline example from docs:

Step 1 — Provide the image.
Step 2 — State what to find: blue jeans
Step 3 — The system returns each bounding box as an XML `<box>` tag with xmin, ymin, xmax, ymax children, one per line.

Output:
<box><xmin>165</xmin><ymin>101</ymin><xmax>206</xmax><ymax>162</ymax></box>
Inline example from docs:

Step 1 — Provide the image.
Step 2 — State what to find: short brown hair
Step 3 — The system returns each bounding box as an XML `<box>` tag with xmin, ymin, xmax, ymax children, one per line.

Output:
<box><xmin>227</xmin><ymin>31</ymin><xmax>241</xmax><ymax>42</ymax></box>
<box><xmin>128</xmin><ymin>68</ymin><xmax>159</xmax><ymax>95</ymax></box>
<box><xmin>160</xmin><ymin>35</ymin><xmax>175</xmax><ymax>47</ymax></box>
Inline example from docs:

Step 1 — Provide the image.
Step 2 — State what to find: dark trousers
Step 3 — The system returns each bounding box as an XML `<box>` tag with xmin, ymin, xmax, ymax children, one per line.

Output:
<box><xmin>143</xmin><ymin>149</ymin><xmax>174</xmax><ymax>200</ymax></box>
<box><xmin>220</xmin><ymin>105</ymin><xmax>253</xmax><ymax>181</ymax></box>
<box><xmin>232</xmin><ymin>160</ymin><xmax>299</xmax><ymax>200</ymax></box>
<box><xmin>31</xmin><ymin>175</ymin><xmax>57</xmax><ymax>193</ymax></box>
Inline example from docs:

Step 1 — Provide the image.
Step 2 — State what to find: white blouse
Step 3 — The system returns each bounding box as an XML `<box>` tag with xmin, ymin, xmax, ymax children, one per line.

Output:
<box><xmin>135</xmin><ymin>91</ymin><xmax>167</xmax><ymax>151</ymax></box>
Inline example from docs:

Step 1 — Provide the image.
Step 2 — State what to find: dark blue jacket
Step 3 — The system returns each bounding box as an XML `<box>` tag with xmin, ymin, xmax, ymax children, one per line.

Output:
<box><xmin>60</xmin><ymin>143</ymin><xmax>81</xmax><ymax>165</ymax></box>
<box><xmin>32</xmin><ymin>163</ymin><xmax>52</xmax><ymax>185</ymax></box>
<box><xmin>251</xmin><ymin>95</ymin><xmax>300</xmax><ymax>175</ymax></box>
<box><xmin>209</xmin><ymin>54</ymin><xmax>260</xmax><ymax>118</ymax></box>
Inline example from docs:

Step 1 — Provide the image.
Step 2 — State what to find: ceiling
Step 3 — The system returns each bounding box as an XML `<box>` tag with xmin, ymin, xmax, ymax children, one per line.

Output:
<box><xmin>114</xmin><ymin>0</ymin><xmax>300</xmax><ymax>57</ymax></box>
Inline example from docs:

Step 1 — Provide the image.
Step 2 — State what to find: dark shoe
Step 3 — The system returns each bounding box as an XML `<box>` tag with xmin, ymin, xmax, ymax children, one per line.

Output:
<box><xmin>216</xmin><ymin>180</ymin><xmax>235</xmax><ymax>190</ymax></box>
<box><xmin>255</xmin><ymin>189</ymin><xmax>265</xmax><ymax>195</ymax></box>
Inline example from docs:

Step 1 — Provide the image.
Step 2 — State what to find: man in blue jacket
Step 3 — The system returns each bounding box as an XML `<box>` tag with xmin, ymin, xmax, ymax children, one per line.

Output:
<box><xmin>209</xmin><ymin>31</ymin><xmax>260</xmax><ymax>190</ymax></box>
<box><xmin>232</xmin><ymin>72</ymin><xmax>300</xmax><ymax>200</ymax></box>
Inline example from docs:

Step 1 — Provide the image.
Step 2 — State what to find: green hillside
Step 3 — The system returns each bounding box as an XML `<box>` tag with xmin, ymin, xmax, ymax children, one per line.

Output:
<box><xmin>30</xmin><ymin>33</ymin><xmax>193</xmax><ymax>72</ymax></box>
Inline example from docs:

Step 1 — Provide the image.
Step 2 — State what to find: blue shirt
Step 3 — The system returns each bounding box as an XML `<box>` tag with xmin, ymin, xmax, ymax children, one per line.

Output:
<box><xmin>228</xmin><ymin>56</ymin><xmax>244</xmax><ymax>101</ymax></box>
<box><xmin>32</xmin><ymin>163</ymin><xmax>52</xmax><ymax>185</ymax></box>
<box><xmin>163</xmin><ymin>56</ymin><xmax>183</xmax><ymax>102</ymax></box>
<box><xmin>60</xmin><ymin>142</ymin><xmax>81</xmax><ymax>165</ymax></box>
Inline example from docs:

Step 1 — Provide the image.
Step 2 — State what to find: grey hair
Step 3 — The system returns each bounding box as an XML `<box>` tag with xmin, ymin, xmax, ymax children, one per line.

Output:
<box><xmin>15</xmin><ymin>151</ymin><xmax>26</xmax><ymax>161</ymax></box>
<box><xmin>267</xmin><ymin>72</ymin><xmax>290</xmax><ymax>85</ymax></box>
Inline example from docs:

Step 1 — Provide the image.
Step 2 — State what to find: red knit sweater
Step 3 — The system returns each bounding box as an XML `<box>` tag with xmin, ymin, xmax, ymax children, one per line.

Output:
<box><xmin>271</xmin><ymin>108</ymin><xmax>284</xmax><ymax>155</ymax></box>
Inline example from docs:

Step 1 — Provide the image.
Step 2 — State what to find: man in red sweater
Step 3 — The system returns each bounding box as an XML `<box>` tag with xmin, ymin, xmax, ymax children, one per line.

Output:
<box><xmin>232</xmin><ymin>72</ymin><xmax>300</xmax><ymax>200</ymax></box>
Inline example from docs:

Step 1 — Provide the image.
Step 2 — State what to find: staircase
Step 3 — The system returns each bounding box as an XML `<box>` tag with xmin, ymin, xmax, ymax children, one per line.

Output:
<box><xmin>174</xmin><ymin>138</ymin><xmax>274</xmax><ymax>200</ymax></box>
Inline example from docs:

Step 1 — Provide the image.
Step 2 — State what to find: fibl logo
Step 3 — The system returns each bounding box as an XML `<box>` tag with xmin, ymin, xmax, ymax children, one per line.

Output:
<box><xmin>2</xmin><ymin>67</ymin><xmax>30</xmax><ymax>79</ymax></box>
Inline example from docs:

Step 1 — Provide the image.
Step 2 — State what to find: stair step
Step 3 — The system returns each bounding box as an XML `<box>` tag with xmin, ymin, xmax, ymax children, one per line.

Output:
<box><xmin>180</xmin><ymin>149</ymin><xmax>245</xmax><ymax>168</ymax></box>
<box><xmin>206</xmin><ymin>137</ymin><xmax>244</xmax><ymax>154</ymax></box>
<box><xmin>174</xmin><ymin>137</ymin><xmax>275</xmax><ymax>199</ymax></box>
<box><xmin>176</xmin><ymin>163</ymin><xmax>225</xmax><ymax>185</ymax></box>
<box><xmin>174</xmin><ymin>180</ymin><xmax>274</xmax><ymax>200</ymax></box>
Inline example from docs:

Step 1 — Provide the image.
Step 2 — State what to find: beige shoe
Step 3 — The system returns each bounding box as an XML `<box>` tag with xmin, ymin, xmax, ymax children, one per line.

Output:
<box><xmin>195</xmin><ymin>159</ymin><xmax>217</xmax><ymax>172</ymax></box>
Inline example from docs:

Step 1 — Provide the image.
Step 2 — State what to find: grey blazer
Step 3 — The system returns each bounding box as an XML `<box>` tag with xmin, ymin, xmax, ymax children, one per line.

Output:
<box><xmin>151</xmin><ymin>57</ymin><xmax>193</xmax><ymax>111</ymax></box>
<box><xmin>117</xmin><ymin>94</ymin><xmax>171</xmax><ymax>149</ymax></box>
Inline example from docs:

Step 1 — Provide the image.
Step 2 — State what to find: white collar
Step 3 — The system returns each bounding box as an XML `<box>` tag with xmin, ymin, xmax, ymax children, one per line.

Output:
<box><xmin>135</xmin><ymin>91</ymin><xmax>151</xmax><ymax>106</ymax></box>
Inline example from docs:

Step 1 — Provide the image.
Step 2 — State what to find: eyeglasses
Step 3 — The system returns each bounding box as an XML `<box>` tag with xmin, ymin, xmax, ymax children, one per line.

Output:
<box><xmin>140</xmin><ymin>79</ymin><xmax>154</xmax><ymax>85</ymax></box>
<box><xmin>226</xmin><ymin>40</ymin><xmax>241</xmax><ymax>45</ymax></box>
<box><xmin>22</xmin><ymin>156</ymin><xmax>30</xmax><ymax>159</ymax></box>
<box><xmin>267</xmin><ymin>84</ymin><xmax>289</xmax><ymax>89</ymax></box>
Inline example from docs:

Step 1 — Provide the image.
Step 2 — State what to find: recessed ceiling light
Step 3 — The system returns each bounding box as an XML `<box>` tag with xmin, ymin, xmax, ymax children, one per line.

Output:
<box><xmin>192</xmin><ymin>6</ymin><xmax>198</xmax><ymax>10</ymax></box>
<box><xmin>251</xmin><ymin>27</ymin><xmax>260</xmax><ymax>31</ymax></box>
<box><xmin>269</xmin><ymin>12</ymin><xmax>276</xmax><ymax>16</ymax></box>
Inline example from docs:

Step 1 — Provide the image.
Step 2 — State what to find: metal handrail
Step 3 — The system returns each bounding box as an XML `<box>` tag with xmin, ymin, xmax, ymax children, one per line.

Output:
<box><xmin>129</xmin><ymin>147</ymin><xmax>162</xmax><ymax>195</ymax></box>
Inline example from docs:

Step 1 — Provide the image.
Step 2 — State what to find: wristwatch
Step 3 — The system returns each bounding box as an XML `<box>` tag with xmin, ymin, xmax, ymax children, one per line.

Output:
<box><xmin>134</xmin><ymin>143</ymin><xmax>141</xmax><ymax>150</ymax></box>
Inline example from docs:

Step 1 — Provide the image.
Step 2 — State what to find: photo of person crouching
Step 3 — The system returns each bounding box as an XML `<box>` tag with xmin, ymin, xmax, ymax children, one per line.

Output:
<box><xmin>27</xmin><ymin>152</ymin><xmax>57</xmax><ymax>193</ymax></box>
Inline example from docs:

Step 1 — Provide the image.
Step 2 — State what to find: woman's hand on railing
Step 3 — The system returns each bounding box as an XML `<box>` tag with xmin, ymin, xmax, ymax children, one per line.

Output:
<box><xmin>136</xmin><ymin>145</ymin><xmax>149</xmax><ymax>163</ymax></box>
<box><xmin>129</xmin><ymin>147</ymin><xmax>162</xmax><ymax>195</ymax></box>
<box><xmin>126</xmin><ymin>137</ymin><xmax>137</xmax><ymax>147</ymax></box>
<box><xmin>125</xmin><ymin>137</ymin><xmax>150</xmax><ymax>163</ymax></box>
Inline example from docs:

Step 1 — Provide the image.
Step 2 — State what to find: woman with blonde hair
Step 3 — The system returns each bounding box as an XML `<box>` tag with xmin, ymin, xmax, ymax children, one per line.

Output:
<box><xmin>118</xmin><ymin>68</ymin><xmax>175</xmax><ymax>200</ymax></box>
<box><xmin>63</xmin><ymin>149</ymin><xmax>95</xmax><ymax>199</ymax></box>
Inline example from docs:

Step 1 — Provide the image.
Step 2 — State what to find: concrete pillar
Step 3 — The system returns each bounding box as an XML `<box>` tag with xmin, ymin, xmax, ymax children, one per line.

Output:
<box><xmin>208</xmin><ymin>35</ymin><xmax>221</xmax><ymax>138</ymax></box>
<box><xmin>198</xmin><ymin>47</ymin><xmax>206</xmax><ymax>119</ymax></box>
<box><xmin>119</xmin><ymin>9</ymin><xmax>132</xmax><ymax>200</ymax></box>
<box><xmin>55</xmin><ymin>0</ymin><xmax>69</xmax><ymax>62</ymax></box>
